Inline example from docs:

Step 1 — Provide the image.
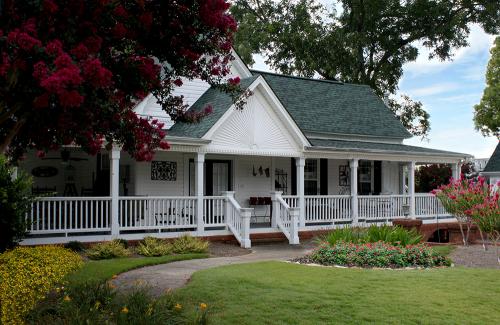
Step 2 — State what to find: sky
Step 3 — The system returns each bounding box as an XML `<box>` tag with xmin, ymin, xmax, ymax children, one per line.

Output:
<box><xmin>250</xmin><ymin>24</ymin><xmax>498</xmax><ymax>159</ymax></box>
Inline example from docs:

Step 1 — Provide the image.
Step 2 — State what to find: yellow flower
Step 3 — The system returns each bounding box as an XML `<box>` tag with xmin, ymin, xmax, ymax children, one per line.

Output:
<box><xmin>94</xmin><ymin>301</ymin><xmax>101</xmax><ymax>309</ymax></box>
<box><xmin>121</xmin><ymin>306</ymin><xmax>129</xmax><ymax>314</ymax></box>
<box><xmin>174</xmin><ymin>303</ymin><xmax>182</xmax><ymax>311</ymax></box>
<box><xmin>63</xmin><ymin>295</ymin><xmax>72</xmax><ymax>302</ymax></box>
<box><xmin>200</xmin><ymin>303</ymin><xmax>207</xmax><ymax>311</ymax></box>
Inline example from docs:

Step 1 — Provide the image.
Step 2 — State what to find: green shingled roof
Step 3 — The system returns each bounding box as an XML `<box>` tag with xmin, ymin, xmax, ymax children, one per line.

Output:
<box><xmin>168</xmin><ymin>76</ymin><xmax>259</xmax><ymax>138</ymax></box>
<box><xmin>169</xmin><ymin>71</ymin><xmax>412</xmax><ymax>139</ymax></box>
<box><xmin>309</xmin><ymin>139</ymin><xmax>468</xmax><ymax>157</ymax></box>
<box><xmin>253</xmin><ymin>71</ymin><xmax>412</xmax><ymax>139</ymax></box>
<box><xmin>484</xmin><ymin>142</ymin><xmax>500</xmax><ymax>172</ymax></box>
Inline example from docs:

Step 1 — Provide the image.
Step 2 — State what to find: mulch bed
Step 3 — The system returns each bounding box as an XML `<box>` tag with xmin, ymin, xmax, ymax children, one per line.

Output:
<box><xmin>449</xmin><ymin>244</ymin><xmax>499</xmax><ymax>269</ymax></box>
<box><xmin>208</xmin><ymin>242</ymin><xmax>251</xmax><ymax>257</ymax></box>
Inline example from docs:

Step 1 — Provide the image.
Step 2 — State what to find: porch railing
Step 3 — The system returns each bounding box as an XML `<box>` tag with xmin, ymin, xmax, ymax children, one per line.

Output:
<box><xmin>358</xmin><ymin>195</ymin><xmax>410</xmax><ymax>222</ymax></box>
<box><xmin>203</xmin><ymin>196</ymin><xmax>226</xmax><ymax>227</ymax></box>
<box><xmin>119</xmin><ymin>197</ymin><xmax>197</xmax><ymax>232</ymax></box>
<box><xmin>415</xmin><ymin>193</ymin><xmax>450</xmax><ymax>218</ymax></box>
<box><xmin>305</xmin><ymin>195</ymin><xmax>352</xmax><ymax>224</ymax></box>
<box><xmin>28</xmin><ymin>197</ymin><xmax>111</xmax><ymax>235</ymax></box>
<box><xmin>224</xmin><ymin>193</ymin><xmax>252</xmax><ymax>248</ymax></box>
<box><xmin>273</xmin><ymin>194</ymin><xmax>299</xmax><ymax>244</ymax></box>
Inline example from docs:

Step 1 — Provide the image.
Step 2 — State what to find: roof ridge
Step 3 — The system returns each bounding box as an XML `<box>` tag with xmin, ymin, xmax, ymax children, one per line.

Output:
<box><xmin>250</xmin><ymin>69</ymin><xmax>345</xmax><ymax>85</ymax></box>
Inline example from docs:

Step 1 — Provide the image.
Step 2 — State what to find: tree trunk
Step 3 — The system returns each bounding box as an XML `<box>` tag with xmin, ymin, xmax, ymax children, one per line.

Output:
<box><xmin>0</xmin><ymin>117</ymin><xmax>26</xmax><ymax>154</ymax></box>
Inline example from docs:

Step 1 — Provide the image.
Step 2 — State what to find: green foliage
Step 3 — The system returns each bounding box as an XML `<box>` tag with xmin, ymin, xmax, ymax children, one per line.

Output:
<box><xmin>322</xmin><ymin>225</ymin><xmax>422</xmax><ymax>247</ymax></box>
<box><xmin>63</xmin><ymin>241</ymin><xmax>85</xmax><ymax>252</ymax></box>
<box><xmin>137</xmin><ymin>237</ymin><xmax>172</xmax><ymax>257</ymax></box>
<box><xmin>0</xmin><ymin>246</ymin><xmax>83</xmax><ymax>324</ymax></box>
<box><xmin>0</xmin><ymin>155</ymin><xmax>34</xmax><ymax>252</ymax></box>
<box><xmin>310</xmin><ymin>242</ymin><xmax>450</xmax><ymax>268</ymax></box>
<box><xmin>366</xmin><ymin>225</ymin><xmax>422</xmax><ymax>246</ymax></box>
<box><xmin>474</xmin><ymin>37</ymin><xmax>500</xmax><ymax>137</ymax></box>
<box><xmin>321</xmin><ymin>227</ymin><xmax>366</xmax><ymax>245</ymax></box>
<box><xmin>27</xmin><ymin>279</ymin><xmax>206</xmax><ymax>325</ymax></box>
<box><xmin>86</xmin><ymin>239</ymin><xmax>131</xmax><ymax>260</ymax></box>
<box><xmin>232</xmin><ymin>0</ymin><xmax>500</xmax><ymax>137</ymax></box>
<box><xmin>171</xmin><ymin>235</ymin><xmax>209</xmax><ymax>254</ymax></box>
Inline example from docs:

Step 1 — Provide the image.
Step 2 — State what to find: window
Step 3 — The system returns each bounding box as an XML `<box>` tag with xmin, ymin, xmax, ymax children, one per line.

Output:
<box><xmin>358</xmin><ymin>160</ymin><xmax>372</xmax><ymax>195</ymax></box>
<box><xmin>304</xmin><ymin>159</ymin><xmax>319</xmax><ymax>195</ymax></box>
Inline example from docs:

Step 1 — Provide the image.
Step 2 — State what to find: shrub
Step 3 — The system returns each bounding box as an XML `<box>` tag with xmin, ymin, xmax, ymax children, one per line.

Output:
<box><xmin>64</xmin><ymin>241</ymin><xmax>85</xmax><ymax>252</ymax></box>
<box><xmin>171</xmin><ymin>235</ymin><xmax>209</xmax><ymax>254</ymax></box>
<box><xmin>366</xmin><ymin>225</ymin><xmax>422</xmax><ymax>246</ymax></box>
<box><xmin>137</xmin><ymin>237</ymin><xmax>172</xmax><ymax>257</ymax></box>
<box><xmin>321</xmin><ymin>227</ymin><xmax>366</xmax><ymax>246</ymax></box>
<box><xmin>27</xmin><ymin>279</ymin><xmax>207</xmax><ymax>325</ymax></box>
<box><xmin>322</xmin><ymin>225</ymin><xmax>422</xmax><ymax>247</ymax></box>
<box><xmin>86</xmin><ymin>239</ymin><xmax>131</xmax><ymax>260</ymax></box>
<box><xmin>0</xmin><ymin>246</ymin><xmax>83</xmax><ymax>324</ymax></box>
<box><xmin>0</xmin><ymin>155</ymin><xmax>34</xmax><ymax>252</ymax></box>
<box><xmin>310</xmin><ymin>242</ymin><xmax>451</xmax><ymax>268</ymax></box>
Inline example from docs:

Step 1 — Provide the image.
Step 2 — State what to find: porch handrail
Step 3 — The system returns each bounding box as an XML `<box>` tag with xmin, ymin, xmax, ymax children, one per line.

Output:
<box><xmin>27</xmin><ymin>196</ymin><xmax>112</xmax><ymax>235</ymax></box>
<box><xmin>414</xmin><ymin>193</ymin><xmax>451</xmax><ymax>218</ymax></box>
<box><xmin>272</xmin><ymin>192</ymin><xmax>299</xmax><ymax>244</ymax></box>
<box><xmin>304</xmin><ymin>195</ymin><xmax>352</xmax><ymax>224</ymax></box>
<box><xmin>223</xmin><ymin>192</ymin><xmax>251</xmax><ymax>248</ymax></box>
<box><xmin>358</xmin><ymin>195</ymin><xmax>409</xmax><ymax>222</ymax></box>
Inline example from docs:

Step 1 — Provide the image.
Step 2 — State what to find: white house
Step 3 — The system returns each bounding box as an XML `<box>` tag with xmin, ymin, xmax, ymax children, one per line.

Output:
<box><xmin>20</xmin><ymin>53</ymin><xmax>469</xmax><ymax>247</ymax></box>
<box><xmin>481</xmin><ymin>141</ymin><xmax>500</xmax><ymax>187</ymax></box>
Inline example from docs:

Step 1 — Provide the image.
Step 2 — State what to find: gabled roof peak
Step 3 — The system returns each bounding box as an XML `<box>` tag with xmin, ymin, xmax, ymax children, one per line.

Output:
<box><xmin>250</xmin><ymin>69</ymin><xmax>344</xmax><ymax>85</ymax></box>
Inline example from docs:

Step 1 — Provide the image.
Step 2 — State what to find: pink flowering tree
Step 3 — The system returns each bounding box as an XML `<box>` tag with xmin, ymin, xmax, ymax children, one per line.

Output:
<box><xmin>466</xmin><ymin>195</ymin><xmax>500</xmax><ymax>264</ymax></box>
<box><xmin>0</xmin><ymin>0</ymin><xmax>241</xmax><ymax>162</ymax></box>
<box><xmin>432</xmin><ymin>176</ymin><xmax>490</xmax><ymax>246</ymax></box>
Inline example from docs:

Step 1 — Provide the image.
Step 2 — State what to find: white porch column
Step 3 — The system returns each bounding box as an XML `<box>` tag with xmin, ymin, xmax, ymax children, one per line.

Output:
<box><xmin>452</xmin><ymin>162</ymin><xmax>461</xmax><ymax>180</ymax></box>
<box><xmin>296</xmin><ymin>157</ymin><xmax>305</xmax><ymax>228</ymax></box>
<box><xmin>350</xmin><ymin>159</ymin><xmax>359</xmax><ymax>225</ymax></box>
<box><xmin>408</xmin><ymin>161</ymin><xmax>416</xmax><ymax>219</ymax></box>
<box><xmin>195</xmin><ymin>152</ymin><xmax>205</xmax><ymax>234</ymax></box>
<box><xmin>110</xmin><ymin>146</ymin><xmax>120</xmax><ymax>236</ymax></box>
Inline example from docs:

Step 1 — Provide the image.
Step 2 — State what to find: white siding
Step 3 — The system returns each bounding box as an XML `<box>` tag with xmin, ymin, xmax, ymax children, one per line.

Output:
<box><xmin>133</xmin><ymin>152</ymin><xmax>186</xmax><ymax>196</ymax></box>
<box><xmin>206</xmin><ymin>88</ymin><xmax>302</xmax><ymax>156</ymax></box>
<box><xmin>234</xmin><ymin>156</ymin><xmax>273</xmax><ymax>207</ymax></box>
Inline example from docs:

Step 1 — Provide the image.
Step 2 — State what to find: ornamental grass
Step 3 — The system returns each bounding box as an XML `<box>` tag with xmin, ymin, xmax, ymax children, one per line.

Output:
<box><xmin>0</xmin><ymin>246</ymin><xmax>83</xmax><ymax>324</ymax></box>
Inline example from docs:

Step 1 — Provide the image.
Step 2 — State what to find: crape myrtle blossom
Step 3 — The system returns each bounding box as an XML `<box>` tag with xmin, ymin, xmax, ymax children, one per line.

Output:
<box><xmin>0</xmin><ymin>0</ymin><xmax>240</xmax><ymax>161</ymax></box>
<box><xmin>432</xmin><ymin>176</ymin><xmax>500</xmax><ymax>253</ymax></box>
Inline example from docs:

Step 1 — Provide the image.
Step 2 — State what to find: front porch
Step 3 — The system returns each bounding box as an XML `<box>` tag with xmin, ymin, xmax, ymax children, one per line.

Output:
<box><xmin>20</xmin><ymin>147</ymin><xmax>458</xmax><ymax>247</ymax></box>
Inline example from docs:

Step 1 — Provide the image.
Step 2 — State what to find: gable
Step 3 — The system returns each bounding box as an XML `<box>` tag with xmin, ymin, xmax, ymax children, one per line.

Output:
<box><xmin>134</xmin><ymin>49</ymin><xmax>251</xmax><ymax>129</ymax></box>
<box><xmin>203</xmin><ymin>82</ymin><xmax>306</xmax><ymax>156</ymax></box>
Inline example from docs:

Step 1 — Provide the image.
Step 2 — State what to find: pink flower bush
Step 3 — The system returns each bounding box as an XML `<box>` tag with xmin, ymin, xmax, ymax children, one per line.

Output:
<box><xmin>433</xmin><ymin>175</ymin><xmax>499</xmax><ymax>258</ymax></box>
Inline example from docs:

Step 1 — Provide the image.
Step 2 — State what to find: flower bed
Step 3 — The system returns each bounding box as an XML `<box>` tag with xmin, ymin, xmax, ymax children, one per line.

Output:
<box><xmin>301</xmin><ymin>241</ymin><xmax>451</xmax><ymax>268</ymax></box>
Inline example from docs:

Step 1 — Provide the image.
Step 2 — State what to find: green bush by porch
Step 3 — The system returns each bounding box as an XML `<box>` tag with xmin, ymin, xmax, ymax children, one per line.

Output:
<box><xmin>175</xmin><ymin>261</ymin><xmax>500</xmax><ymax>324</ymax></box>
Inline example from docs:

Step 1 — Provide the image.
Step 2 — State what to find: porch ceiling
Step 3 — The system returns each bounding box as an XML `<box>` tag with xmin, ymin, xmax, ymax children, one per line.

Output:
<box><xmin>306</xmin><ymin>139</ymin><xmax>471</xmax><ymax>160</ymax></box>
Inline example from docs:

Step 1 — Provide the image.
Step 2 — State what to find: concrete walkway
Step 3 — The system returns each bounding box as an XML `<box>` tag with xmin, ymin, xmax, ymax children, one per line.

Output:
<box><xmin>113</xmin><ymin>242</ymin><xmax>314</xmax><ymax>296</ymax></box>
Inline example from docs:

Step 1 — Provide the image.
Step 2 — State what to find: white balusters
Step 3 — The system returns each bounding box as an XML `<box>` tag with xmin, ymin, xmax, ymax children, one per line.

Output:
<box><xmin>27</xmin><ymin>197</ymin><xmax>111</xmax><ymax>235</ymax></box>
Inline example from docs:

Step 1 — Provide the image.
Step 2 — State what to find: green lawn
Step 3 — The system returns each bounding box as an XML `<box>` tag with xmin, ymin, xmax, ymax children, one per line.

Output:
<box><xmin>175</xmin><ymin>261</ymin><xmax>500</xmax><ymax>325</ymax></box>
<box><xmin>67</xmin><ymin>253</ymin><xmax>207</xmax><ymax>285</ymax></box>
<box><xmin>431</xmin><ymin>245</ymin><xmax>456</xmax><ymax>257</ymax></box>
